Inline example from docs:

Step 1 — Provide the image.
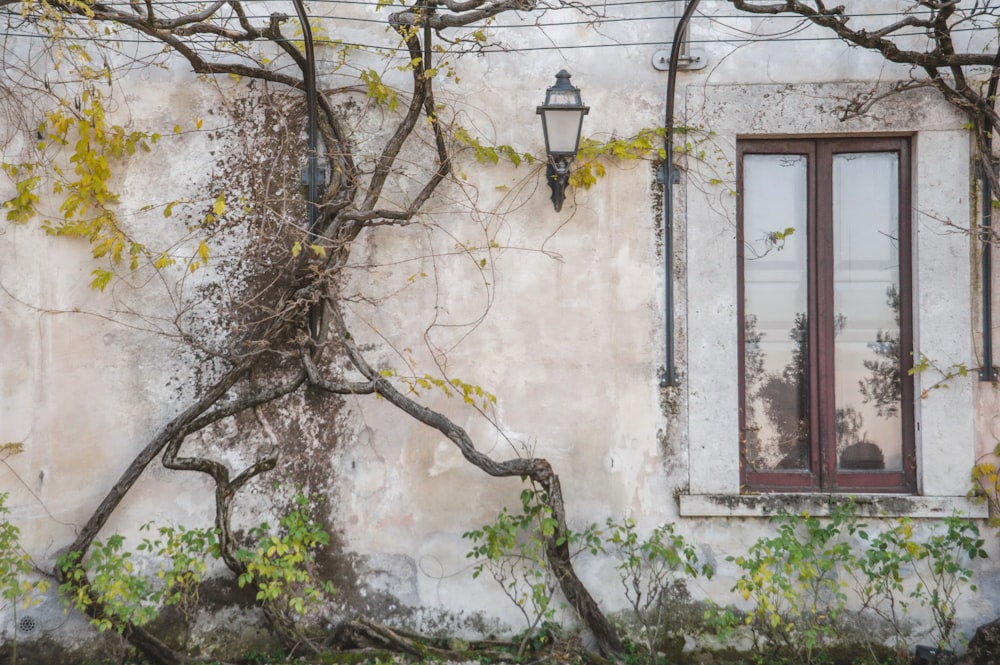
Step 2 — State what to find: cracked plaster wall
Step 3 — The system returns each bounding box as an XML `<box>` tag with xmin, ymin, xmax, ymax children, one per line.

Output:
<box><xmin>2</xmin><ymin>2</ymin><xmax>1000</xmax><ymax>655</ymax></box>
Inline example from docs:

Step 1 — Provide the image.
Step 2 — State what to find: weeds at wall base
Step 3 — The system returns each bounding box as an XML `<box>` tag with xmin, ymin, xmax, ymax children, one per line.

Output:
<box><xmin>4</xmin><ymin>494</ymin><xmax>992</xmax><ymax>665</ymax></box>
<box><xmin>0</xmin><ymin>614</ymin><xmax>969</xmax><ymax>665</ymax></box>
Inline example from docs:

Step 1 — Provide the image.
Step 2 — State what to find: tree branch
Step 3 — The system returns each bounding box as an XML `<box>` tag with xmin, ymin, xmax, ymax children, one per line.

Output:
<box><xmin>328</xmin><ymin>300</ymin><xmax>624</xmax><ymax>657</ymax></box>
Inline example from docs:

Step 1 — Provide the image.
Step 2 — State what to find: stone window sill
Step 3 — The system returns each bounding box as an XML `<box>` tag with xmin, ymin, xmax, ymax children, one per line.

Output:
<box><xmin>678</xmin><ymin>493</ymin><xmax>989</xmax><ymax>519</ymax></box>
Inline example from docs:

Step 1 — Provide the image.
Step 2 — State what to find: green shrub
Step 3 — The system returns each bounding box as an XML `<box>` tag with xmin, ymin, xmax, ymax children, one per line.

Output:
<box><xmin>606</xmin><ymin>517</ymin><xmax>712</xmax><ymax>663</ymax></box>
<box><xmin>0</xmin><ymin>492</ymin><xmax>50</xmax><ymax>665</ymax></box>
<box><xmin>235</xmin><ymin>492</ymin><xmax>336</xmax><ymax>615</ymax></box>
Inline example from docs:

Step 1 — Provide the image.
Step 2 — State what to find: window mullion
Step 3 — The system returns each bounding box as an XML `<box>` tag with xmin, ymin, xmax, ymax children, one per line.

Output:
<box><xmin>814</xmin><ymin>142</ymin><xmax>837</xmax><ymax>490</ymax></box>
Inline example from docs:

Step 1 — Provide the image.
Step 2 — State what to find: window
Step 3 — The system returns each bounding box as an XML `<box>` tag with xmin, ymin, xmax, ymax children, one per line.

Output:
<box><xmin>680</xmin><ymin>84</ymin><xmax>978</xmax><ymax>516</ymax></box>
<box><xmin>738</xmin><ymin>137</ymin><xmax>915</xmax><ymax>493</ymax></box>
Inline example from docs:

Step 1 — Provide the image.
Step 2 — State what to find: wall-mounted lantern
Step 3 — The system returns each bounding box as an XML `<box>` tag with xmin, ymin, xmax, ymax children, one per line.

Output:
<box><xmin>536</xmin><ymin>70</ymin><xmax>589</xmax><ymax>212</ymax></box>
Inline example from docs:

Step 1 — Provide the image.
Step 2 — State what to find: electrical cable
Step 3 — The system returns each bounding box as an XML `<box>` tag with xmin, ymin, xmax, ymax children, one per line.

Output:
<box><xmin>3</xmin><ymin>22</ymin><xmax>993</xmax><ymax>53</ymax></box>
<box><xmin>2</xmin><ymin>4</ymin><xmax>998</xmax><ymax>55</ymax></box>
<box><xmin>289</xmin><ymin>0</ymin><xmax>321</xmax><ymax>236</ymax></box>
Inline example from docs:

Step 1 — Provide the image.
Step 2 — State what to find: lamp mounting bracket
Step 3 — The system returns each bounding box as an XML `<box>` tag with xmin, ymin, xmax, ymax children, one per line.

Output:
<box><xmin>652</xmin><ymin>48</ymin><xmax>707</xmax><ymax>71</ymax></box>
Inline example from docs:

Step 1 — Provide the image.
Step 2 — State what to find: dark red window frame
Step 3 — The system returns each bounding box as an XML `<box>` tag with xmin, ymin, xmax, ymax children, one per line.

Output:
<box><xmin>737</xmin><ymin>136</ymin><xmax>916</xmax><ymax>493</ymax></box>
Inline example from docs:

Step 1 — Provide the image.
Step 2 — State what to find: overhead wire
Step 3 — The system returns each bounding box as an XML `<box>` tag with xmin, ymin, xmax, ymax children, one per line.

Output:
<box><xmin>1</xmin><ymin>1</ymin><xmax>998</xmax><ymax>54</ymax></box>
<box><xmin>9</xmin><ymin>0</ymin><xmax>995</xmax><ymax>26</ymax></box>
<box><xmin>0</xmin><ymin>25</ymin><xmax>993</xmax><ymax>49</ymax></box>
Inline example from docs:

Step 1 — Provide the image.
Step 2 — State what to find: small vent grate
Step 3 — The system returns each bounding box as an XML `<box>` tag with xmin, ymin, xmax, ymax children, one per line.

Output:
<box><xmin>18</xmin><ymin>615</ymin><xmax>37</xmax><ymax>634</ymax></box>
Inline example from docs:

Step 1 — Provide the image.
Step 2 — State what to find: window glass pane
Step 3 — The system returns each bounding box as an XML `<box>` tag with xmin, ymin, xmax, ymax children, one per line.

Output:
<box><xmin>743</xmin><ymin>154</ymin><xmax>810</xmax><ymax>471</ymax></box>
<box><xmin>832</xmin><ymin>152</ymin><xmax>902</xmax><ymax>472</ymax></box>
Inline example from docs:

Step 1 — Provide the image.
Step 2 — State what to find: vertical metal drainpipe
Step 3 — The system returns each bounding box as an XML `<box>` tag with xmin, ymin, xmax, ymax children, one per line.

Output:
<box><xmin>290</xmin><ymin>0</ymin><xmax>322</xmax><ymax>342</ymax></box>
<box><xmin>290</xmin><ymin>0</ymin><xmax>320</xmax><ymax>237</ymax></box>
<box><xmin>980</xmin><ymin>159</ymin><xmax>997</xmax><ymax>381</ymax></box>
<box><xmin>659</xmin><ymin>0</ymin><xmax>702</xmax><ymax>388</ymax></box>
<box><xmin>980</xmin><ymin>65</ymin><xmax>1000</xmax><ymax>382</ymax></box>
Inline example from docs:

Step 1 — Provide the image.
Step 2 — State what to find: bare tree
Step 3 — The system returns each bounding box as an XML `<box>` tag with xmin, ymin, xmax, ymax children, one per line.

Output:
<box><xmin>722</xmin><ymin>0</ymin><xmax>1000</xmax><ymax>203</ymax></box>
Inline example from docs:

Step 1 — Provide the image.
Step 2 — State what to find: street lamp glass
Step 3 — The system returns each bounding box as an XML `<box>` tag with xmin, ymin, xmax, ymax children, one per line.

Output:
<box><xmin>536</xmin><ymin>70</ymin><xmax>589</xmax><ymax>158</ymax></box>
<box><xmin>540</xmin><ymin>108</ymin><xmax>585</xmax><ymax>156</ymax></box>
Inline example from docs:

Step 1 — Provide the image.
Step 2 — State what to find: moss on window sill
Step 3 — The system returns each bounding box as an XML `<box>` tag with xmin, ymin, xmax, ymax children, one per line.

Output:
<box><xmin>677</xmin><ymin>493</ymin><xmax>988</xmax><ymax>519</ymax></box>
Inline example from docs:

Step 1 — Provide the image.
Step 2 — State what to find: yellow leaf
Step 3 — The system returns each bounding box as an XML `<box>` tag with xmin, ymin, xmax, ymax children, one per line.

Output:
<box><xmin>174</xmin><ymin>124</ymin><xmax>181</xmax><ymax>134</ymax></box>
<box><xmin>197</xmin><ymin>241</ymin><xmax>210</xmax><ymax>263</ymax></box>
<box><xmin>212</xmin><ymin>192</ymin><xmax>226</xmax><ymax>217</ymax></box>
<box><xmin>292</xmin><ymin>241</ymin><xmax>302</xmax><ymax>257</ymax></box>
<box><xmin>195</xmin><ymin>117</ymin><xmax>203</xmax><ymax>130</ymax></box>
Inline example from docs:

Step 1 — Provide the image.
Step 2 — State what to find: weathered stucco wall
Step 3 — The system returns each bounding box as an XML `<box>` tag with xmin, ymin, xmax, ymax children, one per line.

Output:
<box><xmin>3</xmin><ymin>0</ymin><xmax>1000</xmax><ymax>658</ymax></box>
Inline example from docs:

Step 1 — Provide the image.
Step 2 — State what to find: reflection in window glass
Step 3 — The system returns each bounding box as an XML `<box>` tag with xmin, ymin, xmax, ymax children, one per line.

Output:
<box><xmin>742</xmin><ymin>154</ymin><xmax>809</xmax><ymax>471</ymax></box>
<box><xmin>833</xmin><ymin>152</ymin><xmax>901</xmax><ymax>472</ymax></box>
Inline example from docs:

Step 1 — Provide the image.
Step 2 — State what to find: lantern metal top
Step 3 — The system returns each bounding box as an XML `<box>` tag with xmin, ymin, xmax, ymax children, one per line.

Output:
<box><xmin>537</xmin><ymin>69</ymin><xmax>589</xmax><ymax>110</ymax></box>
